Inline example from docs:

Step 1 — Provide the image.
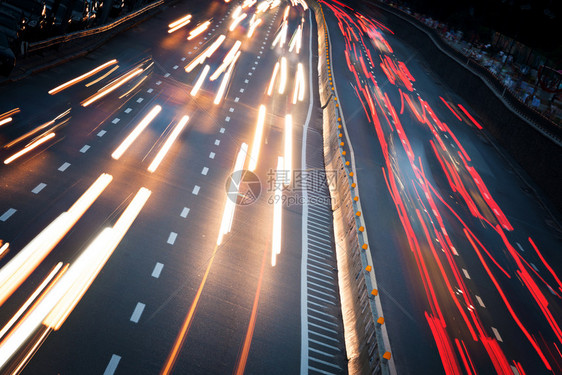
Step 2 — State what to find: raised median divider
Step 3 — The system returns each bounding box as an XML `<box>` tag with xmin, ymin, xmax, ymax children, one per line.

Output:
<box><xmin>308</xmin><ymin>1</ymin><xmax>395</xmax><ymax>374</ymax></box>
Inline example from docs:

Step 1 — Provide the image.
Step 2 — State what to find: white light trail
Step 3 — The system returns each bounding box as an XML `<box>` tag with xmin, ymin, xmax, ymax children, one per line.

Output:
<box><xmin>267</xmin><ymin>62</ymin><xmax>280</xmax><ymax>96</ymax></box>
<box><xmin>187</xmin><ymin>20</ymin><xmax>211</xmax><ymax>40</ymax></box>
<box><xmin>185</xmin><ymin>35</ymin><xmax>226</xmax><ymax>73</ymax></box>
<box><xmin>190</xmin><ymin>65</ymin><xmax>210</xmax><ymax>96</ymax></box>
<box><xmin>0</xmin><ymin>173</ymin><xmax>112</xmax><ymax>306</ymax></box>
<box><xmin>229</xmin><ymin>13</ymin><xmax>247</xmax><ymax>31</ymax></box>
<box><xmin>217</xmin><ymin>143</ymin><xmax>248</xmax><ymax>245</ymax></box>
<box><xmin>48</xmin><ymin>59</ymin><xmax>118</xmax><ymax>95</ymax></box>
<box><xmin>279</xmin><ymin>57</ymin><xmax>287</xmax><ymax>94</ymax></box>
<box><xmin>271</xmin><ymin>156</ymin><xmax>283</xmax><ymax>266</ymax></box>
<box><xmin>210</xmin><ymin>40</ymin><xmax>241</xmax><ymax>81</ymax></box>
<box><xmin>148</xmin><ymin>115</ymin><xmax>189</xmax><ymax>173</ymax></box>
<box><xmin>168</xmin><ymin>14</ymin><xmax>192</xmax><ymax>33</ymax></box>
<box><xmin>4</xmin><ymin>133</ymin><xmax>55</xmax><ymax>165</ymax></box>
<box><xmin>214</xmin><ymin>51</ymin><xmax>241</xmax><ymax>105</ymax></box>
<box><xmin>248</xmin><ymin>105</ymin><xmax>266</xmax><ymax>171</ymax></box>
<box><xmin>292</xmin><ymin>62</ymin><xmax>305</xmax><ymax>104</ymax></box>
<box><xmin>81</xmin><ymin>68</ymin><xmax>143</xmax><ymax>107</ymax></box>
<box><xmin>284</xmin><ymin>114</ymin><xmax>293</xmax><ymax>185</ymax></box>
<box><xmin>112</xmin><ymin>105</ymin><xmax>161</xmax><ymax>160</ymax></box>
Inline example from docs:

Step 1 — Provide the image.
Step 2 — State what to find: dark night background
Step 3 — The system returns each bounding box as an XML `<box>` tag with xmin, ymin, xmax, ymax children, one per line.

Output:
<box><xmin>367</xmin><ymin>0</ymin><xmax>562</xmax><ymax>65</ymax></box>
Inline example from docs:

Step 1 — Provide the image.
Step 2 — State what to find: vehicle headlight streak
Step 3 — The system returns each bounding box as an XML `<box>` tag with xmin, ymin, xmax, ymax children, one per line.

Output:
<box><xmin>148</xmin><ymin>115</ymin><xmax>189</xmax><ymax>173</ymax></box>
<box><xmin>43</xmin><ymin>187</ymin><xmax>151</xmax><ymax>331</ymax></box>
<box><xmin>217</xmin><ymin>143</ymin><xmax>249</xmax><ymax>245</ymax></box>
<box><xmin>0</xmin><ymin>173</ymin><xmax>112</xmax><ymax>307</ymax></box>
<box><xmin>271</xmin><ymin>156</ymin><xmax>284</xmax><ymax>267</ymax></box>
<box><xmin>267</xmin><ymin>62</ymin><xmax>280</xmax><ymax>96</ymax></box>
<box><xmin>0</xmin><ymin>187</ymin><xmax>150</xmax><ymax>371</ymax></box>
<box><xmin>283</xmin><ymin>5</ymin><xmax>290</xmax><ymax>21</ymax></box>
<box><xmin>229</xmin><ymin>13</ymin><xmax>247</xmax><ymax>31</ymax></box>
<box><xmin>288</xmin><ymin>24</ymin><xmax>302</xmax><ymax>54</ymax></box>
<box><xmin>292</xmin><ymin>62</ymin><xmax>305</xmax><ymax>104</ymax></box>
<box><xmin>272</xmin><ymin>21</ymin><xmax>287</xmax><ymax>48</ymax></box>
<box><xmin>284</xmin><ymin>115</ymin><xmax>293</xmax><ymax>185</ymax></box>
<box><xmin>185</xmin><ymin>35</ymin><xmax>226</xmax><ymax>73</ymax></box>
<box><xmin>214</xmin><ymin>51</ymin><xmax>241</xmax><ymax>105</ymax></box>
<box><xmin>279</xmin><ymin>57</ymin><xmax>287</xmax><ymax>94</ymax></box>
<box><xmin>81</xmin><ymin>68</ymin><xmax>143</xmax><ymax>107</ymax></box>
<box><xmin>248</xmin><ymin>105</ymin><xmax>266</xmax><ymax>172</ymax></box>
<box><xmin>187</xmin><ymin>20</ymin><xmax>211</xmax><ymax>40</ymax></box>
<box><xmin>0</xmin><ymin>262</ymin><xmax>65</xmax><ymax>341</ymax></box>
<box><xmin>190</xmin><ymin>65</ymin><xmax>210</xmax><ymax>96</ymax></box>
<box><xmin>247</xmin><ymin>17</ymin><xmax>262</xmax><ymax>37</ymax></box>
<box><xmin>85</xmin><ymin>64</ymin><xmax>119</xmax><ymax>87</ymax></box>
<box><xmin>111</xmin><ymin>105</ymin><xmax>161</xmax><ymax>160</ymax></box>
<box><xmin>210</xmin><ymin>40</ymin><xmax>241</xmax><ymax>81</ymax></box>
<box><xmin>0</xmin><ymin>117</ymin><xmax>12</xmax><ymax>127</ymax></box>
<box><xmin>168</xmin><ymin>14</ymin><xmax>192</xmax><ymax>33</ymax></box>
<box><xmin>4</xmin><ymin>133</ymin><xmax>56</xmax><ymax>165</ymax></box>
<box><xmin>48</xmin><ymin>59</ymin><xmax>118</xmax><ymax>95</ymax></box>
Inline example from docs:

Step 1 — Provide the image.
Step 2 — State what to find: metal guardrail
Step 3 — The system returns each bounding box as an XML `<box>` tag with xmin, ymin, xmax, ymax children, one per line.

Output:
<box><xmin>28</xmin><ymin>0</ymin><xmax>164</xmax><ymax>53</ymax></box>
<box><xmin>372</xmin><ymin>2</ymin><xmax>562</xmax><ymax>145</ymax></box>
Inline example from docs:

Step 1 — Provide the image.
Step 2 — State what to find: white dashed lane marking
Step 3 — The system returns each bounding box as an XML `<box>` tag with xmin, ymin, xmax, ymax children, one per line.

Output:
<box><xmin>225</xmin><ymin>116</ymin><xmax>230</xmax><ymax>122</ymax></box>
<box><xmin>31</xmin><ymin>183</ymin><xmax>46</xmax><ymax>194</ymax></box>
<box><xmin>136</xmin><ymin>97</ymin><xmax>144</xmax><ymax>103</ymax></box>
<box><xmin>192</xmin><ymin>185</ymin><xmax>200</xmax><ymax>195</ymax></box>
<box><xmin>516</xmin><ymin>242</ymin><xmax>525</xmax><ymax>252</ymax></box>
<box><xmin>103</xmin><ymin>354</ymin><xmax>121</xmax><ymax>375</ymax></box>
<box><xmin>201</xmin><ymin>167</ymin><xmax>209</xmax><ymax>175</ymax></box>
<box><xmin>58</xmin><ymin>162</ymin><xmax>70</xmax><ymax>172</ymax></box>
<box><xmin>130</xmin><ymin>302</ymin><xmax>146</xmax><ymax>323</ymax></box>
<box><xmin>462</xmin><ymin>268</ymin><xmax>471</xmax><ymax>279</ymax></box>
<box><xmin>173</xmin><ymin>65</ymin><xmax>179</xmax><ymax>70</ymax></box>
<box><xmin>0</xmin><ymin>208</ymin><xmax>16</xmax><ymax>222</ymax></box>
<box><xmin>156</xmin><ymin>81</ymin><xmax>162</xmax><ymax>85</ymax></box>
<box><xmin>80</xmin><ymin>145</ymin><xmax>90</xmax><ymax>153</ymax></box>
<box><xmin>220</xmin><ymin>128</ymin><xmax>225</xmax><ymax>133</ymax></box>
<box><xmin>491</xmin><ymin>327</ymin><xmax>503</xmax><ymax>342</ymax></box>
<box><xmin>229</xmin><ymin>107</ymin><xmax>234</xmax><ymax>112</ymax></box>
<box><xmin>125</xmin><ymin>108</ymin><xmax>132</xmax><ymax>114</ymax></box>
<box><xmin>112</xmin><ymin>118</ymin><xmax>120</xmax><ymax>124</ymax></box>
<box><xmin>97</xmin><ymin>130</ymin><xmax>106</xmax><ymax>137</ymax></box>
<box><xmin>209</xmin><ymin>152</ymin><xmax>215</xmax><ymax>159</ymax></box>
<box><xmin>475</xmin><ymin>295</ymin><xmax>486</xmax><ymax>308</ymax></box>
<box><xmin>152</xmin><ymin>262</ymin><xmax>164</xmax><ymax>278</ymax></box>
<box><xmin>234</xmin><ymin>97</ymin><xmax>239</xmax><ymax>102</ymax></box>
<box><xmin>164</xmin><ymin>73</ymin><xmax>170</xmax><ymax>77</ymax></box>
<box><xmin>240</xmin><ymin>88</ymin><xmax>245</xmax><ymax>92</ymax></box>
<box><xmin>180</xmin><ymin>207</ymin><xmax>190</xmax><ymax>218</ymax></box>
<box><xmin>147</xmin><ymin>88</ymin><xmax>154</xmax><ymax>93</ymax></box>
<box><xmin>167</xmin><ymin>232</ymin><xmax>177</xmax><ymax>245</ymax></box>
<box><xmin>214</xmin><ymin>139</ymin><xmax>220</xmax><ymax>145</ymax></box>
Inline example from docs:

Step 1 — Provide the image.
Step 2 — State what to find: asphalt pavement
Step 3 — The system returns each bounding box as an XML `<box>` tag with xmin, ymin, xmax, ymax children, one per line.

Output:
<box><xmin>0</xmin><ymin>1</ymin><xmax>348</xmax><ymax>374</ymax></box>
<box><xmin>321</xmin><ymin>0</ymin><xmax>562</xmax><ymax>374</ymax></box>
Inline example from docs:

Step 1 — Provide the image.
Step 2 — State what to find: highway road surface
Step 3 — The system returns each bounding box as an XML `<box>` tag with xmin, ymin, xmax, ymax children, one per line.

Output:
<box><xmin>320</xmin><ymin>0</ymin><xmax>562</xmax><ymax>374</ymax></box>
<box><xmin>0</xmin><ymin>1</ymin><xmax>348</xmax><ymax>374</ymax></box>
